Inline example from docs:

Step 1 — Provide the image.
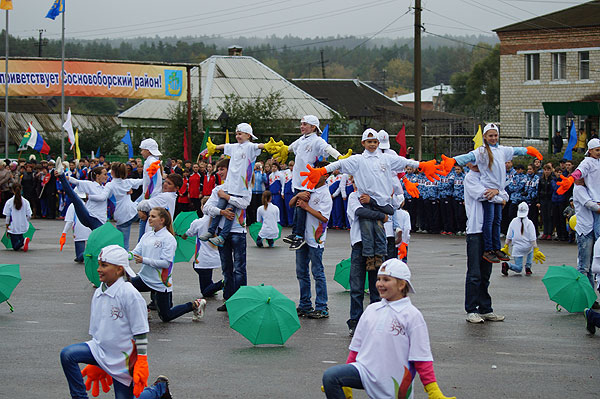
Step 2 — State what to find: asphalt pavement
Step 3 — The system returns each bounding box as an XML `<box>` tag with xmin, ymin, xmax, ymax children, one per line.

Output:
<box><xmin>1</xmin><ymin>219</ymin><xmax>599</xmax><ymax>398</ymax></box>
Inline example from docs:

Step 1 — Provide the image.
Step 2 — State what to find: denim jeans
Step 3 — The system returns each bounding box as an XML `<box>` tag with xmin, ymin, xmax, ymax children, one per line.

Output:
<box><xmin>507</xmin><ymin>251</ymin><xmax>533</xmax><ymax>273</ymax></box>
<box><xmin>219</xmin><ymin>232</ymin><xmax>247</xmax><ymax>300</ymax></box>
<box><xmin>59</xmin><ymin>174</ymin><xmax>103</xmax><ymax>231</ymax></box>
<box><xmin>193</xmin><ymin>268</ymin><xmax>224</xmax><ymax>297</ymax></box>
<box><xmin>74</xmin><ymin>241</ymin><xmax>86</xmax><ymax>262</ymax></box>
<box><xmin>295</xmin><ymin>245</ymin><xmax>328</xmax><ymax>311</ymax></box>
<box><xmin>117</xmin><ymin>215</ymin><xmax>139</xmax><ymax>252</ymax></box>
<box><xmin>593</xmin><ymin>213</ymin><xmax>600</xmax><ymax>240</ymax></box>
<box><xmin>465</xmin><ymin>233</ymin><xmax>493</xmax><ymax>314</ymax></box>
<box><xmin>291</xmin><ymin>189</ymin><xmax>308</xmax><ymax>238</ymax></box>
<box><xmin>138</xmin><ymin>218</ymin><xmax>147</xmax><ymax>242</ymax></box>
<box><xmin>208</xmin><ymin>196</ymin><xmax>237</xmax><ymax>239</ymax></box>
<box><xmin>8</xmin><ymin>232</ymin><xmax>24</xmax><ymax>251</ymax></box>
<box><xmin>349</xmin><ymin>243</ymin><xmax>380</xmax><ymax>323</ymax></box>
<box><xmin>577</xmin><ymin>231</ymin><xmax>595</xmax><ymax>287</ymax></box>
<box><xmin>482</xmin><ymin>201</ymin><xmax>502</xmax><ymax>251</ymax></box>
<box><xmin>322</xmin><ymin>364</ymin><xmax>364</xmax><ymax>399</ymax></box>
<box><xmin>358</xmin><ymin>216</ymin><xmax>386</xmax><ymax>258</ymax></box>
<box><xmin>130</xmin><ymin>276</ymin><xmax>193</xmax><ymax>322</ymax></box>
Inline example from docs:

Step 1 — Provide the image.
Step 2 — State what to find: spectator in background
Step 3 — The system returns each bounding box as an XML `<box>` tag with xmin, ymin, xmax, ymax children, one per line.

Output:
<box><xmin>590</xmin><ymin>128</ymin><xmax>599</xmax><ymax>141</ymax></box>
<box><xmin>537</xmin><ymin>163</ymin><xmax>554</xmax><ymax>240</ymax></box>
<box><xmin>0</xmin><ymin>160</ymin><xmax>13</xmax><ymax>216</ymax></box>
<box><xmin>247</xmin><ymin>161</ymin><xmax>267</xmax><ymax>226</ymax></box>
<box><xmin>575</xmin><ymin>128</ymin><xmax>587</xmax><ymax>153</ymax></box>
<box><xmin>553</xmin><ymin>130</ymin><xmax>563</xmax><ymax>154</ymax></box>
<box><xmin>551</xmin><ymin>167</ymin><xmax>569</xmax><ymax>241</ymax></box>
<box><xmin>188</xmin><ymin>163</ymin><xmax>203</xmax><ymax>216</ymax></box>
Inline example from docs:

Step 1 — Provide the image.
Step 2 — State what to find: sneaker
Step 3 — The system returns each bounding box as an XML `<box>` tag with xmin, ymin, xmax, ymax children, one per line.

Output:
<box><xmin>23</xmin><ymin>237</ymin><xmax>30</xmax><ymax>252</ymax></box>
<box><xmin>297</xmin><ymin>307</ymin><xmax>313</xmax><ymax>317</ymax></box>
<box><xmin>192</xmin><ymin>299</ymin><xmax>206</xmax><ymax>322</ymax></box>
<box><xmin>256</xmin><ymin>237</ymin><xmax>264</xmax><ymax>248</ymax></box>
<box><xmin>147</xmin><ymin>302</ymin><xmax>157</xmax><ymax>311</ymax></box>
<box><xmin>198</xmin><ymin>232</ymin><xmax>213</xmax><ymax>241</ymax></box>
<box><xmin>482</xmin><ymin>251</ymin><xmax>500</xmax><ymax>263</ymax></box>
<box><xmin>365</xmin><ymin>256</ymin><xmax>376</xmax><ymax>271</ymax></box>
<box><xmin>584</xmin><ymin>308</ymin><xmax>596</xmax><ymax>335</ymax></box>
<box><xmin>496</xmin><ymin>250</ymin><xmax>510</xmax><ymax>262</ymax></box>
<box><xmin>481</xmin><ymin>312</ymin><xmax>505</xmax><ymax>322</ymax></box>
<box><xmin>282</xmin><ymin>234</ymin><xmax>295</xmax><ymax>244</ymax></box>
<box><xmin>525</xmin><ymin>267</ymin><xmax>532</xmax><ymax>276</ymax></box>
<box><xmin>288</xmin><ymin>237</ymin><xmax>306</xmax><ymax>251</ymax></box>
<box><xmin>208</xmin><ymin>235</ymin><xmax>225</xmax><ymax>247</ymax></box>
<box><xmin>501</xmin><ymin>262</ymin><xmax>509</xmax><ymax>276</ymax></box>
<box><xmin>54</xmin><ymin>157</ymin><xmax>64</xmax><ymax>174</ymax></box>
<box><xmin>151</xmin><ymin>375</ymin><xmax>172</xmax><ymax>399</ymax></box>
<box><xmin>308</xmin><ymin>309</ymin><xmax>329</xmax><ymax>319</ymax></box>
<box><xmin>216</xmin><ymin>303</ymin><xmax>227</xmax><ymax>312</ymax></box>
<box><xmin>466</xmin><ymin>313</ymin><xmax>484</xmax><ymax>323</ymax></box>
<box><xmin>347</xmin><ymin>320</ymin><xmax>358</xmax><ymax>337</ymax></box>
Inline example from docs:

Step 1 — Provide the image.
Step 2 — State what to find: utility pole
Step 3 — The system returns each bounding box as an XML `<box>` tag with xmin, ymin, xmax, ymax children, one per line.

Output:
<box><xmin>414</xmin><ymin>0</ymin><xmax>422</xmax><ymax>160</ymax></box>
<box><xmin>36</xmin><ymin>29</ymin><xmax>46</xmax><ymax>57</ymax></box>
<box><xmin>320</xmin><ymin>50</ymin><xmax>326</xmax><ymax>79</ymax></box>
<box><xmin>382</xmin><ymin>69</ymin><xmax>387</xmax><ymax>92</ymax></box>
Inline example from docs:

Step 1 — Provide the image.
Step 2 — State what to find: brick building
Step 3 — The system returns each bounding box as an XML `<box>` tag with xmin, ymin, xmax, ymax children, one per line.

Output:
<box><xmin>494</xmin><ymin>0</ymin><xmax>600</xmax><ymax>150</ymax></box>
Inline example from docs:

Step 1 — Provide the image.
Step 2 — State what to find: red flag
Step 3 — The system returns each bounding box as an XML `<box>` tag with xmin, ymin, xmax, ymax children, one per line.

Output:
<box><xmin>183</xmin><ymin>128</ymin><xmax>189</xmax><ymax>160</ymax></box>
<box><xmin>396</xmin><ymin>124</ymin><xmax>406</xmax><ymax>156</ymax></box>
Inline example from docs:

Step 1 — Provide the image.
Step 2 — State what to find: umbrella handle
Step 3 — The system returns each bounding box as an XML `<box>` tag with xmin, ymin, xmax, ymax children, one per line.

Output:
<box><xmin>556</xmin><ymin>304</ymin><xmax>561</xmax><ymax>312</ymax></box>
<box><xmin>6</xmin><ymin>300</ymin><xmax>13</xmax><ymax>312</ymax></box>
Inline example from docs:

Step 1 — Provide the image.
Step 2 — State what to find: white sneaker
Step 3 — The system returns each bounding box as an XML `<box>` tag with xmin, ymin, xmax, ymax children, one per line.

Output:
<box><xmin>481</xmin><ymin>312</ymin><xmax>505</xmax><ymax>322</ymax></box>
<box><xmin>466</xmin><ymin>313</ymin><xmax>484</xmax><ymax>323</ymax></box>
<box><xmin>54</xmin><ymin>156</ymin><xmax>64</xmax><ymax>174</ymax></box>
<box><xmin>192</xmin><ymin>299</ymin><xmax>207</xmax><ymax>322</ymax></box>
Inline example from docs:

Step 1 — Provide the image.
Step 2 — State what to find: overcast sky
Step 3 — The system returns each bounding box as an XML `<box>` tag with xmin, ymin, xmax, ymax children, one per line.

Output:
<box><xmin>7</xmin><ymin>0</ymin><xmax>591</xmax><ymax>42</ymax></box>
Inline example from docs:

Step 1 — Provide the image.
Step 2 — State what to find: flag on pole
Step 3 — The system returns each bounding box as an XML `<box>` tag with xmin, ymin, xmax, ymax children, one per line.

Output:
<box><xmin>0</xmin><ymin>0</ymin><xmax>13</xmax><ymax>10</ymax></box>
<box><xmin>63</xmin><ymin>108</ymin><xmax>75</xmax><ymax>150</ymax></box>
<box><xmin>95</xmin><ymin>147</ymin><xmax>101</xmax><ymax>158</ymax></box>
<box><xmin>225</xmin><ymin>128</ymin><xmax>230</xmax><ymax>144</ymax></box>
<box><xmin>473</xmin><ymin>125</ymin><xmax>483</xmax><ymax>149</ymax></box>
<box><xmin>45</xmin><ymin>0</ymin><xmax>64</xmax><ymax>20</ymax></box>
<box><xmin>121</xmin><ymin>130</ymin><xmax>133</xmax><ymax>158</ymax></box>
<box><xmin>563</xmin><ymin>120</ymin><xmax>578</xmax><ymax>161</ymax></box>
<box><xmin>20</xmin><ymin>122</ymin><xmax>50</xmax><ymax>154</ymax></box>
<box><xmin>200</xmin><ymin>127</ymin><xmax>209</xmax><ymax>152</ymax></box>
<box><xmin>74</xmin><ymin>128</ymin><xmax>81</xmax><ymax>160</ymax></box>
<box><xmin>396</xmin><ymin>124</ymin><xmax>406</xmax><ymax>156</ymax></box>
<box><xmin>321</xmin><ymin>124</ymin><xmax>329</xmax><ymax>143</ymax></box>
<box><xmin>183</xmin><ymin>128</ymin><xmax>189</xmax><ymax>160</ymax></box>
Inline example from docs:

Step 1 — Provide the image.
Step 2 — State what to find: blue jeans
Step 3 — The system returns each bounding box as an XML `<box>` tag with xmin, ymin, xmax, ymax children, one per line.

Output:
<box><xmin>138</xmin><ymin>218</ymin><xmax>147</xmax><ymax>242</ymax></box>
<box><xmin>130</xmin><ymin>276</ymin><xmax>193</xmax><ymax>322</ymax></box>
<box><xmin>208</xmin><ymin>196</ymin><xmax>237</xmax><ymax>239</ymax></box>
<box><xmin>322</xmin><ymin>364</ymin><xmax>364</xmax><ymax>399</ymax></box>
<box><xmin>59</xmin><ymin>174</ymin><xmax>103</xmax><ymax>231</ymax></box>
<box><xmin>193</xmin><ymin>268</ymin><xmax>224</xmax><ymax>297</ymax></box>
<box><xmin>117</xmin><ymin>215</ymin><xmax>140</xmax><ymax>252</ymax></box>
<box><xmin>218</xmin><ymin>232</ymin><xmax>247</xmax><ymax>300</ymax></box>
<box><xmin>60</xmin><ymin>343</ymin><xmax>166</xmax><ymax>399</ymax></box>
<box><xmin>465</xmin><ymin>233</ymin><xmax>493</xmax><ymax>314</ymax></box>
<box><xmin>588</xmin><ymin>309</ymin><xmax>600</xmax><ymax>327</ymax></box>
<box><xmin>507</xmin><ymin>251</ymin><xmax>533</xmax><ymax>273</ymax></box>
<box><xmin>8</xmin><ymin>232</ymin><xmax>24</xmax><ymax>251</ymax></box>
<box><xmin>75</xmin><ymin>241</ymin><xmax>86</xmax><ymax>262</ymax></box>
<box><xmin>349</xmin><ymin>243</ymin><xmax>380</xmax><ymax>324</ymax></box>
<box><xmin>291</xmin><ymin>189</ymin><xmax>308</xmax><ymax>238</ymax></box>
<box><xmin>482</xmin><ymin>201</ymin><xmax>502</xmax><ymax>251</ymax></box>
<box><xmin>594</xmin><ymin>213</ymin><xmax>600</xmax><ymax>240</ymax></box>
<box><xmin>295</xmin><ymin>245</ymin><xmax>328</xmax><ymax>311</ymax></box>
<box><xmin>577</xmin><ymin>231</ymin><xmax>596</xmax><ymax>287</ymax></box>
<box><xmin>358</xmin><ymin>215</ymin><xmax>386</xmax><ymax>258</ymax></box>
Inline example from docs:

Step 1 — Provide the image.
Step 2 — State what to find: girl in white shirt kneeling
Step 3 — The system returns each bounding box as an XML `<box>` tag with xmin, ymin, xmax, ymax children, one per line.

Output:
<box><xmin>3</xmin><ymin>183</ymin><xmax>32</xmax><ymax>251</ymax></box>
<box><xmin>256</xmin><ymin>190</ymin><xmax>280</xmax><ymax>247</ymax></box>
<box><xmin>501</xmin><ymin>202</ymin><xmax>545</xmax><ymax>276</ymax></box>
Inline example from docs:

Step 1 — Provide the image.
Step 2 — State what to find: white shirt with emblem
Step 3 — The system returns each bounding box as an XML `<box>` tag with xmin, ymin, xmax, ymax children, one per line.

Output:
<box><xmin>257</xmin><ymin>202</ymin><xmax>280</xmax><ymax>239</ymax></box>
<box><xmin>131</xmin><ymin>226</ymin><xmax>176</xmax><ymax>292</ymax></box>
<box><xmin>224</xmin><ymin>141</ymin><xmax>262</xmax><ymax>196</ymax></box>
<box><xmin>349</xmin><ymin>297</ymin><xmax>433</xmax><ymax>399</ymax></box>
<box><xmin>186</xmin><ymin>215</ymin><xmax>221</xmax><ymax>269</ymax></box>
<box><xmin>86</xmin><ymin>278</ymin><xmax>149</xmax><ymax>386</ymax></box>
<box><xmin>304</xmin><ymin>184</ymin><xmax>332</xmax><ymax>248</ymax></box>
<box><xmin>63</xmin><ymin>203</ymin><xmax>91</xmax><ymax>242</ymax></box>
<box><xmin>203</xmin><ymin>184</ymin><xmax>251</xmax><ymax>233</ymax></box>
<box><xmin>143</xmin><ymin>155</ymin><xmax>162</xmax><ymax>199</ymax></box>
<box><xmin>3</xmin><ymin>197</ymin><xmax>32</xmax><ymax>234</ymax></box>
<box><xmin>138</xmin><ymin>192</ymin><xmax>177</xmax><ymax>234</ymax></box>
<box><xmin>289</xmin><ymin>133</ymin><xmax>331</xmax><ymax>192</ymax></box>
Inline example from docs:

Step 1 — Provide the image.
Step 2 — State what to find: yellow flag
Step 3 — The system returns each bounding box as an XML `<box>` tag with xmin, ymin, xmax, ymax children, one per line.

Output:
<box><xmin>225</xmin><ymin>128</ymin><xmax>230</xmax><ymax>144</ymax></box>
<box><xmin>473</xmin><ymin>125</ymin><xmax>483</xmax><ymax>149</ymax></box>
<box><xmin>74</xmin><ymin>128</ymin><xmax>81</xmax><ymax>160</ymax></box>
<box><xmin>0</xmin><ymin>0</ymin><xmax>13</xmax><ymax>10</ymax></box>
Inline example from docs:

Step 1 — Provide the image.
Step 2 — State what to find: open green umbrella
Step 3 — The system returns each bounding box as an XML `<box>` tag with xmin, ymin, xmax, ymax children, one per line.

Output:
<box><xmin>333</xmin><ymin>258</ymin><xmax>370</xmax><ymax>291</ymax></box>
<box><xmin>0</xmin><ymin>264</ymin><xmax>21</xmax><ymax>312</ymax></box>
<box><xmin>1</xmin><ymin>223</ymin><xmax>36</xmax><ymax>249</ymax></box>
<box><xmin>248</xmin><ymin>222</ymin><xmax>283</xmax><ymax>245</ymax></box>
<box><xmin>542</xmin><ymin>265</ymin><xmax>597</xmax><ymax>313</ymax></box>
<box><xmin>84</xmin><ymin>223</ymin><xmax>124</xmax><ymax>287</ymax></box>
<box><xmin>172</xmin><ymin>211</ymin><xmax>198</xmax><ymax>263</ymax></box>
<box><xmin>226</xmin><ymin>285</ymin><xmax>301</xmax><ymax>345</ymax></box>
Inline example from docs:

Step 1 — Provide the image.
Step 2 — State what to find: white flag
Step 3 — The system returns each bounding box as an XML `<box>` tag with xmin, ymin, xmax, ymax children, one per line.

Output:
<box><xmin>63</xmin><ymin>108</ymin><xmax>76</xmax><ymax>150</ymax></box>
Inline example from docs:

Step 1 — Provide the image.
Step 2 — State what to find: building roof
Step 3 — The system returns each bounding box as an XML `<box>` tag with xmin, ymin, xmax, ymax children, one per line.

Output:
<box><xmin>494</xmin><ymin>0</ymin><xmax>600</xmax><ymax>33</ymax></box>
<box><xmin>119</xmin><ymin>56</ymin><xmax>335</xmax><ymax>122</ymax></box>
<box><xmin>392</xmin><ymin>84</ymin><xmax>454</xmax><ymax>103</ymax></box>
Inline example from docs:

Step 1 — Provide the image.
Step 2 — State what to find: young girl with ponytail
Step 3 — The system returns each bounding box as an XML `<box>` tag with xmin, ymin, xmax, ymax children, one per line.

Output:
<box><xmin>501</xmin><ymin>202</ymin><xmax>545</xmax><ymax>276</ymax></box>
<box><xmin>3</xmin><ymin>183</ymin><xmax>32</xmax><ymax>251</ymax></box>
<box><xmin>256</xmin><ymin>190</ymin><xmax>280</xmax><ymax>247</ymax></box>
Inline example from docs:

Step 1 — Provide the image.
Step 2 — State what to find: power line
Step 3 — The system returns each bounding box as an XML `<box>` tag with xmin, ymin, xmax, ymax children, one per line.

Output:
<box><xmin>422</xmin><ymin>29</ymin><xmax>495</xmax><ymax>51</ymax></box>
<box><xmin>421</xmin><ymin>6</ymin><xmax>491</xmax><ymax>34</ymax></box>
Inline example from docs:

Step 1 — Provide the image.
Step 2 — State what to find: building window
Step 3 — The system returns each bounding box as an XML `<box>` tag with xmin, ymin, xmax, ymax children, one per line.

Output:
<box><xmin>525</xmin><ymin>54</ymin><xmax>540</xmax><ymax>81</ymax></box>
<box><xmin>551</xmin><ymin>115</ymin><xmax>567</xmax><ymax>136</ymax></box>
<box><xmin>552</xmin><ymin>52</ymin><xmax>567</xmax><ymax>80</ymax></box>
<box><xmin>579</xmin><ymin>51</ymin><xmax>590</xmax><ymax>80</ymax></box>
<box><xmin>525</xmin><ymin>112</ymin><xmax>540</xmax><ymax>138</ymax></box>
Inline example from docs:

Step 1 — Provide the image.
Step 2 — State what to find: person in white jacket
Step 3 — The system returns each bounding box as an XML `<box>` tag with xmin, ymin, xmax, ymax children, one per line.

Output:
<box><xmin>3</xmin><ymin>183</ymin><xmax>32</xmax><ymax>251</ymax></box>
<box><xmin>256</xmin><ymin>190</ymin><xmax>280</xmax><ymax>247</ymax></box>
<box><xmin>501</xmin><ymin>202</ymin><xmax>545</xmax><ymax>276</ymax></box>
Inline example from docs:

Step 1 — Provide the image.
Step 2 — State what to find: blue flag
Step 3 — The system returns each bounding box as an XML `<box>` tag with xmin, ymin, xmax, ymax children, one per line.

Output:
<box><xmin>563</xmin><ymin>120</ymin><xmax>577</xmax><ymax>160</ymax></box>
<box><xmin>45</xmin><ymin>0</ymin><xmax>64</xmax><ymax>20</ymax></box>
<box><xmin>318</xmin><ymin>124</ymin><xmax>330</xmax><ymax>161</ymax></box>
<box><xmin>95</xmin><ymin>146</ymin><xmax>101</xmax><ymax>158</ymax></box>
<box><xmin>121</xmin><ymin>130</ymin><xmax>134</xmax><ymax>158</ymax></box>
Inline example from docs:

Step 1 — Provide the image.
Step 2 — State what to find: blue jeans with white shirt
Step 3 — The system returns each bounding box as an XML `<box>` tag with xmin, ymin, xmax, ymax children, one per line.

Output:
<box><xmin>507</xmin><ymin>251</ymin><xmax>533</xmax><ymax>273</ymax></box>
<box><xmin>219</xmin><ymin>231</ymin><xmax>247</xmax><ymax>300</ymax></box>
<box><xmin>577</xmin><ymin>231</ymin><xmax>595</xmax><ymax>287</ymax></box>
<box><xmin>208</xmin><ymin>196</ymin><xmax>239</xmax><ymax>239</ymax></box>
<box><xmin>322</xmin><ymin>364</ymin><xmax>364</xmax><ymax>399</ymax></box>
<box><xmin>295</xmin><ymin>245</ymin><xmax>328</xmax><ymax>311</ymax></box>
<box><xmin>116</xmin><ymin>215</ymin><xmax>140</xmax><ymax>252</ymax></box>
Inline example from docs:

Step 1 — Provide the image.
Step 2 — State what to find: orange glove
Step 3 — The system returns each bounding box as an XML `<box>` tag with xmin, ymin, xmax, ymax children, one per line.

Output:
<box><xmin>556</xmin><ymin>175</ymin><xmax>574</xmax><ymax>195</ymax></box>
<box><xmin>526</xmin><ymin>146</ymin><xmax>543</xmax><ymax>160</ymax></box>
<box><xmin>300</xmin><ymin>164</ymin><xmax>327</xmax><ymax>190</ymax></box>
<box><xmin>59</xmin><ymin>233</ymin><xmax>66</xmax><ymax>251</ymax></box>
<box><xmin>402</xmin><ymin>177</ymin><xmax>420</xmax><ymax>198</ymax></box>
<box><xmin>439</xmin><ymin>155</ymin><xmax>456</xmax><ymax>175</ymax></box>
<box><xmin>419</xmin><ymin>160</ymin><xmax>441</xmax><ymax>182</ymax></box>
<box><xmin>81</xmin><ymin>365</ymin><xmax>113</xmax><ymax>397</ymax></box>
<box><xmin>132</xmin><ymin>354</ymin><xmax>149</xmax><ymax>398</ymax></box>
<box><xmin>397</xmin><ymin>242</ymin><xmax>408</xmax><ymax>259</ymax></box>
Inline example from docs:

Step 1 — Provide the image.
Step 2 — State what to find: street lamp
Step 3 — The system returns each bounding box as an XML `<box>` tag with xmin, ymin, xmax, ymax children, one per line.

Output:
<box><xmin>218</xmin><ymin>110</ymin><xmax>229</xmax><ymax>132</ymax></box>
<box><xmin>358</xmin><ymin>107</ymin><xmax>373</xmax><ymax>131</ymax></box>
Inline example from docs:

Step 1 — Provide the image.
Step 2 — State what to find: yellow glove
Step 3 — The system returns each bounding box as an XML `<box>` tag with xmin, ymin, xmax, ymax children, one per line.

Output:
<box><xmin>501</xmin><ymin>244</ymin><xmax>510</xmax><ymax>256</ymax></box>
<box><xmin>206</xmin><ymin>137</ymin><xmax>218</xmax><ymax>157</ymax></box>
<box><xmin>338</xmin><ymin>149</ymin><xmax>352</xmax><ymax>159</ymax></box>
<box><xmin>274</xmin><ymin>145</ymin><xmax>289</xmax><ymax>164</ymax></box>
<box><xmin>263</xmin><ymin>137</ymin><xmax>282</xmax><ymax>154</ymax></box>
<box><xmin>533</xmin><ymin>247</ymin><xmax>546</xmax><ymax>264</ymax></box>
<box><xmin>424</xmin><ymin>382</ymin><xmax>456</xmax><ymax>399</ymax></box>
<box><xmin>321</xmin><ymin>385</ymin><xmax>352</xmax><ymax>398</ymax></box>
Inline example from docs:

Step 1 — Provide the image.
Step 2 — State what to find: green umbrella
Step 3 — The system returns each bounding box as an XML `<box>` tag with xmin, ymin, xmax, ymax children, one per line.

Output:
<box><xmin>542</xmin><ymin>265</ymin><xmax>597</xmax><ymax>313</ymax></box>
<box><xmin>1</xmin><ymin>223</ymin><xmax>36</xmax><ymax>249</ymax></box>
<box><xmin>0</xmin><ymin>264</ymin><xmax>21</xmax><ymax>312</ymax></box>
<box><xmin>227</xmin><ymin>285</ymin><xmax>301</xmax><ymax>345</ymax></box>
<box><xmin>172</xmin><ymin>211</ymin><xmax>198</xmax><ymax>263</ymax></box>
<box><xmin>333</xmin><ymin>258</ymin><xmax>370</xmax><ymax>291</ymax></box>
<box><xmin>84</xmin><ymin>223</ymin><xmax>124</xmax><ymax>287</ymax></box>
<box><xmin>248</xmin><ymin>222</ymin><xmax>283</xmax><ymax>244</ymax></box>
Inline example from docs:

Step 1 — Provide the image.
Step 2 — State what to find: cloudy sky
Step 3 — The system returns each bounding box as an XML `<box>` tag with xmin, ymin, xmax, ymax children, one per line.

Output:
<box><xmin>7</xmin><ymin>0</ymin><xmax>590</xmax><ymax>41</ymax></box>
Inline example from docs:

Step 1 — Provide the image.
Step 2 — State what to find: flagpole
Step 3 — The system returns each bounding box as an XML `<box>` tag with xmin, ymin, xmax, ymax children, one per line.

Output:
<box><xmin>4</xmin><ymin>9</ymin><xmax>8</xmax><ymax>159</ymax></box>
<box><xmin>60</xmin><ymin>5</ymin><xmax>65</xmax><ymax>158</ymax></box>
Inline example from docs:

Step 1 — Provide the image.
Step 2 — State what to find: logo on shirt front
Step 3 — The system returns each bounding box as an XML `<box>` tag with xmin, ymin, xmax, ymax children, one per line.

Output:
<box><xmin>390</xmin><ymin>318</ymin><xmax>406</xmax><ymax>336</ymax></box>
<box><xmin>379</xmin><ymin>162</ymin><xmax>388</xmax><ymax>172</ymax></box>
<box><xmin>110</xmin><ymin>306</ymin><xmax>124</xmax><ymax>320</ymax></box>
<box><xmin>153</xmin><ymin>240</ymin><xmax>163</xmax><ymax>248</ymax></box>
<box><xmin>304</xmin><ymin>145</ymin><xmax>312</xmax><ymax>153</ymax></box>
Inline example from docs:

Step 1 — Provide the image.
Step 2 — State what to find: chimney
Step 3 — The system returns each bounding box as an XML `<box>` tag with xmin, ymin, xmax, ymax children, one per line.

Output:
<box><xmin>228</xmin><ymin>45</ymin><xmax>243</xmax><ymax>56</ymax></box>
